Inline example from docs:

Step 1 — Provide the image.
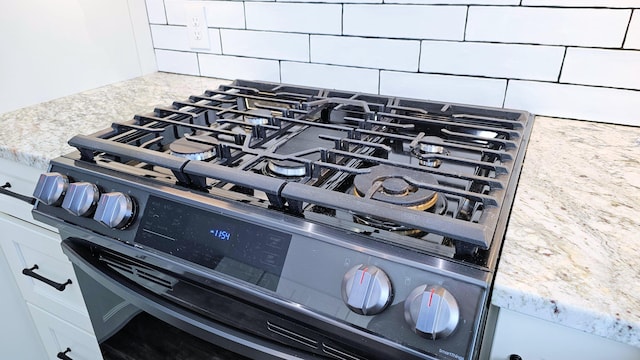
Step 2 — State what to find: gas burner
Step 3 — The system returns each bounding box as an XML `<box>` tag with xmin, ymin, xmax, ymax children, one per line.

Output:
<box><xmin>264</xmin><ymin>159</ymin><xmax>307</xmax><ymax>178</ymax></box>
<box><xmin>169</xmin><ymin>135</ymin><xmax>217</xmax><ymax>161</ymax></box>
<box><xmin>243</xmin><ymin>109</ymin><xmax>271</xmax><ymax>126</ymax></box>
<box><xmin>412</xmin><ymin>138</ymin><xmax>445</xmax><ymax>168</ymax></box>
<box><xmin>353</xmin><ymin>165</ymin><xmax>439</xmax><ymax>210</ymax></box>
<box><xmin>352</xmin><ymin>164</ymin><xmax>446</xmax><ymax>235</ymax></box>
<box><xmin>352</xmin><ymin>194</ymin><xmax>447</xmax><ymax>236</ymax></box>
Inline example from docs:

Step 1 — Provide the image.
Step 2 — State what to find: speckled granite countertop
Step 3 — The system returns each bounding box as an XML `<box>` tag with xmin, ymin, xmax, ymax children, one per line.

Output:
<box><xmin>493</xmin><ymin>117</ymin><xmax>640</xmax><ymax>347</ymax></box>
<box><xmin>0</xmin><ymin>73</ymin><xmax>638</xmax><ymax>348</ymax></box>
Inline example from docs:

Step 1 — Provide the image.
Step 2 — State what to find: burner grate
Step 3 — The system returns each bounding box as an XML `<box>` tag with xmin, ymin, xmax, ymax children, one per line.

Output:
<box><xmin>68</xmin><ymin>79</ymin><xmax>534</xmax><ymax>264</ymax></box>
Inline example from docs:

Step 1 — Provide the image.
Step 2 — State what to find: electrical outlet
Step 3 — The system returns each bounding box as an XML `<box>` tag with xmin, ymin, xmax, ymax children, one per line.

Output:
<box><xmin>186</xmin><ymin>4</ymin><xmax>210</xmax><ymax>50</ymax></box>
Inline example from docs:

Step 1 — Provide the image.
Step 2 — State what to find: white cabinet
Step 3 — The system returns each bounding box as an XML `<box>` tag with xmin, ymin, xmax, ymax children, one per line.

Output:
<box><xmin>29</xmin><ymin>303</ymin><xmax>102</xmax><ymax>360</ymax></box>
<box><xmin>487</xmin><ymin>306</ymin><xmax>640</xmax><ymax>360</ymax></box>
<box><xmin>0</xmin><ymin>214</ymin><xmax>95</xmax><ymax>332</ymax></box>
<box><xmin>0</xmin><ymin>245</ymin><xmax>47</xmax><ymax>359</ymax></box>
<box><xmin>0</xmin><ymin>158</ymin><xmax>102</xmax><ymax>360</ymax></box>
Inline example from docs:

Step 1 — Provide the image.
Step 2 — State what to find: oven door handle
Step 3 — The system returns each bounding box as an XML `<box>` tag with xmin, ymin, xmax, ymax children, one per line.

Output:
<box><xmin>60</xmin><ymin>238</ymin><xmax>308</xmax><ymax>360</ymax></box>
<box><xmin>0</xmin><ymin>182</ymin><xmax>36</xmax><ymax>205</ymax></box>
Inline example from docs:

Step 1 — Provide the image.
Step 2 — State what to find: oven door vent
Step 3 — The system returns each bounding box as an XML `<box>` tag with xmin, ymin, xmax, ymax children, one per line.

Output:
<box><xmin>322</xmin><ymin>343</ymin><xmax>364</xmax><ymax>360</ymax></box>
<box><xmin>100</xmin><ymin>254</ymin><xmax>175</xmax><ymax>291</ymax></box>
<box><xmin>265</xmin><ymin>321</ymin><xmax>363</xmax><ymax>360</ymax></box>
<box><xmin>266</xmin><ymin>321</ymin><xmax>319</xmax><ymax>350</ymax></box>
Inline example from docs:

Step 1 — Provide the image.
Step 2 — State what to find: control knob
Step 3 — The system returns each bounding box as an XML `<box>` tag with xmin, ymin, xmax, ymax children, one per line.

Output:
<box><xmin>94</xmin><ymin>192</ymin><xmax>136</xmax><ymax>229</ymax></box>
<box><xmin>32</xmin><ymin>172</ymin><xmax>69</xmax><ymax>206</ymax></box>
<box><xmin>61</xmin><ymin>182</ymin><xmax>99</xmax><ymax>217</ymax></box>
<box><xmin>341</xmin><ymin>264</ymin><xmax>392</xmax><ymax>315</ymax></box>
<box><xmin>404</xmin><ymin>285</ymin><xmax>459</xmax><ymax>340</ymax></box>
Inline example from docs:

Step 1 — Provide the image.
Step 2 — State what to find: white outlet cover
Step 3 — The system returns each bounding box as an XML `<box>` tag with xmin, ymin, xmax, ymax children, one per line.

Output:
<box><xmin>185</xmin><ymin>4</ymin><xmax>210</xmax><ymax>50</ymax></box>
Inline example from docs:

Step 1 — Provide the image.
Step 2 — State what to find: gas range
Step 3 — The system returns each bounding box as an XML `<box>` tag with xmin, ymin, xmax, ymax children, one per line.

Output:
<box><xmin>32</xmin><ymin>80</ymin><xmax>533</xmax><ymax>360</ymax></box>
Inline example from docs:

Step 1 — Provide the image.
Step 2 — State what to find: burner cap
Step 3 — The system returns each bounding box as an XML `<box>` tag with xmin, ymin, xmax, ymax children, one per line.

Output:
<box><xmin>353</xmin><ymin>165</ymin><xmax>438</xmax><ymax>210</ymax></box>
<box><xmin>169</xmin><ymin>135</ymin><xmax>217</xmax><ymax>161</ymax></box>
<box><xmin>266</xmin><ymin>159</ymin><xmax>306</xmax><ymax>178</ymax></box>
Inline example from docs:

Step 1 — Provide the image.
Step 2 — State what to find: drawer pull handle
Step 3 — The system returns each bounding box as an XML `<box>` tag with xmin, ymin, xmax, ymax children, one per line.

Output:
<box><xmin>22</xmin><ymin>265</ymin><xmax>72</xmax><ymax>291</ymax></box>
<box><xmin>0</xmin><ymin>182</ymin><xmax>36</xmax><ymax>205</ymax></box>
<box><xmin>57</xmin><ymin>347</ymin><xmax>73</xmax><ymax>360</ymax></box>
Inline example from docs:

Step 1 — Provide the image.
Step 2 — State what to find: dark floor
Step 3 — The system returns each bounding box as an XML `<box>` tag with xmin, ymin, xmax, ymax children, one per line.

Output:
<box><xmin>101</xmin><ymin>312</ymin><xmax>250</xmax><ymax>360</ymax></box>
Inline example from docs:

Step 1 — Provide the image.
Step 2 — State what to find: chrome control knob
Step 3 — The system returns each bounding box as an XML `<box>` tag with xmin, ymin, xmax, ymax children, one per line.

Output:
<box><xmin>32</xmin><ymin>172</ymin><xmax>69</xmax><ymax>206</ymax></box>
<box><xmin>404</xmin><ymin>285</ymin><xmax>459</xmax><ymax>340</ymax></box>
<box><xmin>93</xmin><ymin>192</ymin><xmax>135</xmax><ymax>229</ymax></box>
<box><xmin>61</xmin><ymin>182</ymin><xmax>99</xmax><ymax>217</ymax></box>
<box><xmin>341</xmin><ymin>264</ymin><xmax>392</xmax><ymax>315</ymax></box>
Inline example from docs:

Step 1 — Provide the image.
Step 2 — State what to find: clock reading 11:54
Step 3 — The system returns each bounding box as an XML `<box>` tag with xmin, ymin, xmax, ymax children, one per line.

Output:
<box><xmin>209</xmin><ymin>227</ymin><xmax>233</xmax><ymax>241</ymax></box>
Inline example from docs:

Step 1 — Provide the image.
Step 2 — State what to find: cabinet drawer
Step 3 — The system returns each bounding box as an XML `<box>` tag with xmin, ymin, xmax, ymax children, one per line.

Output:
<box><xmin>489</xmin><ymin>307</ymin><xmax>640</xmax><ymax>360</ymax></box>
<box><xmin>28</xmin><ymin>303</ymin><xmax>103</xmax><ymax>360</ymax></box>
<box><xmin>0</xmin><ymin>213</ymin><xmax>93</xmax><ymax>333</ymax></box>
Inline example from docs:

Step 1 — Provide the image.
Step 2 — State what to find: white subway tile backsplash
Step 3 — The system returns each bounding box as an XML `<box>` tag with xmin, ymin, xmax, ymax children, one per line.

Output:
<box><xmin>386</xmin><ymin>0</ymin><xmax>517</xmax><ymax>4</ymax></box>
<box><xmin>151</xmin><ymin>25</ymin><xmax>222</xmax><ymax>53</ymax></box>
<box><xmin>221</xmin><ymin>30</ymin><xmax>308</xmax><ymax>61</ymax></box>
<box><xmin>420</xmin><ymin>41</ymin><xmax>563</xmax><ymax>81</ymax></box>
<box><xmin>198</xmin><ymin>54</ymin><xmax>280</xmax><ymax>82</ymax></box>
<box><xmin>343</xmin><ymin>5</ymin><xmax>466</xmax><ymax>40</ymax></box>
<box><xmin>504</xmin><ymin>80</ymin><xmax>640</xmax><ymax>126</ymax></box>
<box><xmin>149</xmin><ymin>0</ymin><xmax>640</xmax><ymax>126</ymax></box>
<box><xmin>281</xmin><ymin>62</ymin><xmax>379</xmax><ymax>93</ymax></box>
<box><xmin>165</xmin><ymin>0</ymin><xmax>187</xmax><ymax>25</ymax></box>
<box><xmin>204</xmin><ymin>2</ymin><xmax>245</xmax><ymax>29</ymax></box>
<box><xmin>151</xmin><ymin>25</ymin><xmax>189</xmax><ymax>51</ymax></box>
<box><xmin>155</xmin><ymin>49</ymin><xmax>199</xmax><ymax>75</ymax></box>
<box><xmin>282</xmin><ymin>0</ymin><xmax>380</xmax><ymax>3</ymax></box>
<box><xmin>166</xmin><ymin>1</ymin><xmax>245</xmax><ymax>28</ymax></box>
<box><xmin>245</xmin><ymin>3</ymin><xmax>341</xmax><ymax>35</ymax></box>
<box><xmin>466</xmin><ymin>7</ymin><xmax>631</xmax><ymax>47</ymax></box>
<box><xmin>380</xmin><ymin>71</ymin><xmax>506</xmax><ymax>107</ymax></box>
<box><xmin>625</xmin><ymin>11</ymin><xmax>640</xmax><ymax>49</ymax></box>
<box><xmin>145</xmin><ymin>0</ymin><xmax>167</xmax><ymax>24</ymax></box>
<box><xmin>311</xmin><ymin>36</ymin><xmax>419</xmax><ymax>72</ymax></box>
<box><xmin>521</xmin><ymin>0</ymin><xmax>640</xmax><ymax>7</ymax></box>
<box><xmin>560</xmin><ymin>48</ymin><xmax>640</xmax><ymax>90</ymax></box>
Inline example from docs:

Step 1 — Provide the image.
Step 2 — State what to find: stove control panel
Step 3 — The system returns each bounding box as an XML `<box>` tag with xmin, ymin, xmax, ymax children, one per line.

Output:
<box><xmin>341</xmin><ymin>264</ymin><xmax>392</xmax><ymax>315</ymax></box>
<box><xmin>404</xmin><ymin>285</ymin><xmax>460</xmax><ymax>340</ymax></box>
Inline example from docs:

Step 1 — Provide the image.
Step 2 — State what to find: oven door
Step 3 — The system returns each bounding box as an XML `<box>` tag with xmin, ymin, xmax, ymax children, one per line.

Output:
<box><xmin>61</xmin><ymin>237</ymin><xmax>318</xmax><ymax>360</ymax></box>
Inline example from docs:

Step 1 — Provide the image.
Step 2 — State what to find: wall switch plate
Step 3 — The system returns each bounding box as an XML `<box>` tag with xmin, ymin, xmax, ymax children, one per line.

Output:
<box><xmin>186</xmin><ymin>4</ymin><xmax>210</xmax><ymax>50</ymax></box>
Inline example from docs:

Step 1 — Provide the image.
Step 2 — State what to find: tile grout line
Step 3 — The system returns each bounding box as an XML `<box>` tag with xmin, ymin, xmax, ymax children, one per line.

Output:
<box><xmin>463</xmin><ymin>5</ymin><xmax>469</xmax><ymax>42</ymax></box>
<box><xmin>557</xmin><ymin>46</ymin><xmax>567</xmax><ymax>83</ymax></box>
<box><xmin>243</xmin><ymin>1</ymin><xmax>247</xmax><ymax>30</ymax></box>
<box><xmin>502</xmin><ymin>79</ymin><xmax>509</xmax><ymax>108</ymax></box>
<box><xmin>620</xmin><ymin>9</ymin><xmax>634</xmax><ymax>48</ymax></box>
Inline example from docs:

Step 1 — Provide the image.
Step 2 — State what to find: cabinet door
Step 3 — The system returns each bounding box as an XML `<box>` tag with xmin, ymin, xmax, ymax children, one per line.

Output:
<box><xmin>28</xmin><ymin>303</ymin><xmax>103</xmax><ymax>360</ymax></box>
<box><xmin>0</xmin><ymin>246</ymin><xmax>47</xmax><ymax>359</ymax></box>
<box><xmin>489</xmin><ymin>308</ymin><xmax>640</xmax><ymax>360</ymax></box>
<box><xmin>0</xmin><ymin>213</ymin><xmax>94</xmax><ymax>333</ymax></box>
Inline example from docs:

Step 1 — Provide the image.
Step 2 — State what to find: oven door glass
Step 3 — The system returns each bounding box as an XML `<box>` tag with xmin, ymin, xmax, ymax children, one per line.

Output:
<box><xmin>61</xmin><ymin>238</ymin><xmax>309</xmax><ymax>360</ymax></box>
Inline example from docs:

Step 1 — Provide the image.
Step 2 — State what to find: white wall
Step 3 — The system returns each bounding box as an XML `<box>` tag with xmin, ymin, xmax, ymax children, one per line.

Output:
<box><xmin>145</xmin><ymin>0</ymin><xmax>640</xmax><ymax>126</ymax></box>
<box><xmin>0</xmin><ymin>0</ymin><xmax>157</xmax><ymax>115</ymax></box>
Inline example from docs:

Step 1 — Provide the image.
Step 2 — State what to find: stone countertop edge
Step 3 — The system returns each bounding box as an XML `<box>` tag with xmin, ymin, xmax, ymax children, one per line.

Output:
<box><xmin>1</xmin><ymin>73</ymin><xmax>638</xmax><ymax>348</ymax></box>
<box><xmin>493</xmin><ymin>116</ymin><xmax>640</xmax><ymax>348</ymax></box>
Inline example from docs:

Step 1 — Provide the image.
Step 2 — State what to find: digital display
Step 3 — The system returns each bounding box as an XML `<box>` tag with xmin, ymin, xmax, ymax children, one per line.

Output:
<box><xmin>134</xmin><ymin>196</ymin><xmax>292</xmax><ymax>291</ymax></box>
